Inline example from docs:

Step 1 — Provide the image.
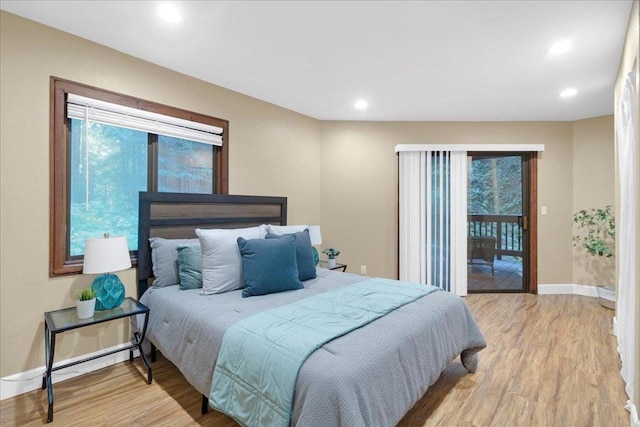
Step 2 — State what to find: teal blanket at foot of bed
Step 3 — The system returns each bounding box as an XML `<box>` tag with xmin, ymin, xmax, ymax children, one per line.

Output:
<box><xmin>208</xmin><ymin>278</ymin><xmax>441</xmax><ymax>427</ymax></box>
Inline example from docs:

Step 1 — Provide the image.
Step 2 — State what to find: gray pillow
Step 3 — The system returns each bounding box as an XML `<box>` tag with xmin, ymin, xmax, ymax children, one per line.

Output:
<box><xmin>149</xmin><ymin>237</ymin><xmax>198</xmax><ymax>287</ymax></box>
<box><xmin>266</xmin><ymin>224</ymin><xmax>309</xmax><ymax>235</ymax></box>
<box><xmin>196</xmin><ymin>225</ymin><xmax>268</xmax><ymax>294</ymax></box>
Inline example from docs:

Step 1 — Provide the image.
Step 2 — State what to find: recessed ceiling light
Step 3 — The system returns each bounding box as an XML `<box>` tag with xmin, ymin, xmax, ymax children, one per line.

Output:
<box><xmin>547</xmin><ymin>39</ymin><xmax>572</xmax><ymax>56</ymax></box>
<box><xmin>354</xmin><ymin>99</ymin><xmax>368</xmax><ymax>110</ymax></box>
<box><xmin>158</xmin><ymin>3</ymin><xmax>181</xmax><ymax>24</ymax></box>
<box><xmin>559</xmin><ymin>88</ymin><xmax>578</xmax><ymax>98</ymax></box>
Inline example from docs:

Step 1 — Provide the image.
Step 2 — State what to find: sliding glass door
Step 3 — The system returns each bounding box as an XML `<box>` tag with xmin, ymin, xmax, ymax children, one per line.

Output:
<box><xmin>467</xmin><ymin>153</ymin><xmax>530</xmax><ymax>293</ymax></box>
<box><xmin>398</xmin><ymin>146</ymin><xmax>538</xmax><ymax>295</ymax></box>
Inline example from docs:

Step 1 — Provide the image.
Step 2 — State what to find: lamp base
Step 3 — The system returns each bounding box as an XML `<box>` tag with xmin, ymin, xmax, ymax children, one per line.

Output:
<box><xmin>312</xmin><ymin>247</ymin><xmax>319</xmax><ymax>265</ymax></box>
<box><xmin>91</xmin><ymin>273</ymin><xmax>125</xmax><ymax>311</ymax></box>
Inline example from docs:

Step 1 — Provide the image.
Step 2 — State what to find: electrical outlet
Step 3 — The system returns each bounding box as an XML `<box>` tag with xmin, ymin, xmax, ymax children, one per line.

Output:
<box><xmin>360</xmin><ymin>265</ymin><xmax>367</xmax><ymax>275</ymax></box>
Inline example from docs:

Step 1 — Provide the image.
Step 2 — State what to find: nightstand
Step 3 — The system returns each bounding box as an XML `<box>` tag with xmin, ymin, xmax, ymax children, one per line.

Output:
<box><xmin>319</xmin><ymin>260</ymin><xmax>347</xmax><ymax>272</ymax></box>
<box><xmin>42</xmin><ymin>297</ymin><xmax>151</xmax><ymax>423</ymax></box>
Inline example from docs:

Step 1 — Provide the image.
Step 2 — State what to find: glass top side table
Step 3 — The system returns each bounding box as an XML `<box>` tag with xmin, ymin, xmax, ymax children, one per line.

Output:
<box><xmin>318</xmin><ymin>260</ymin><xmax>347</xmax><ymax>272</ymax></box>
<box><xmin>43</xmin><ymin>297</ymin><xmax>151</xmax><ymax>423</ymax></box>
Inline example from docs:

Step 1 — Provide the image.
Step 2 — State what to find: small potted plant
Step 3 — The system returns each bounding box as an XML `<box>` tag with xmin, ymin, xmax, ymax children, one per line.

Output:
<box><xmin>322</xmin><ymin>247</ymin><xmax>341</xmax><ymax>269</ymax></box>
<box><xmin>572</xmin><ymin>205</ymin><xmax>615</xmax><ymax>309</ymax></box>
<box><xmin>75</xmin><ymin>287</ymin><xmax>96</xmax><ymax>319</ymax></box>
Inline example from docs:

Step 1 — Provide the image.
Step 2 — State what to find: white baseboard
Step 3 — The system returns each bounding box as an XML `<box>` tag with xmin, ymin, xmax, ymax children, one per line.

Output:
<box><xmin>631</xmin><ymin>403</ymin><xmax>640</xmax><ymax>427</ymax></box>
<box><xmin>538</xmin><ymin>283</ymin><xmax>599</xmax><ymax>297</ymax></box>
<box><xmin>0</xmin><ymin>342</ymin><xmax>139</xmax><ymax>401</ymax></box>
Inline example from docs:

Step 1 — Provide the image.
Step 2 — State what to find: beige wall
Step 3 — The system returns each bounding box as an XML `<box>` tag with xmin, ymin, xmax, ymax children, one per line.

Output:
<box><xmin>614</xmin><ymin>0</ymin><xmax>639</xmax><ymax>416</ymax></box>
<box><xmin>571</xmin><ymin>116</ymin><xmax>616</xmax><ymax>286</ymax></box>
<box><xmin>0</xmin><ymin>9</ymin><xmax>620</xmax><ymax>383</ymax></box>
<box><xmin>0</xmin><ymin>12</ymin><xmax>321</xmax><ymax>378</ymax></box>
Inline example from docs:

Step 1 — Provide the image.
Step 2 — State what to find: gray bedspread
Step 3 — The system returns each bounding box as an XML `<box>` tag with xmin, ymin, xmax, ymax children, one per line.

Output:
<box><xmin>139</xmin><ymin>268</ymin><xmax>486</xmax><ymax>426</ymax></box>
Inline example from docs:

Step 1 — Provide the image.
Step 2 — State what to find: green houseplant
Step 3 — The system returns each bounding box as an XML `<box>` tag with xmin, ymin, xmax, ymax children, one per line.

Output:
<box><xmin>75</xmin><ymin>287</ymin><xmax>96</xmax><ymax>301</ymax></box>
<box><xmin>322</xmin><ymin>247</ymin><xmax>341</xmax><ymax>269</ymax></box>
<box><xmin>572</xmin><ymin>205</ymin><xmax>615</xmax><ymax>309</ymax></box>
<box><xmin>75</xmin><ymin>287</ymin><xmax>96</xmax><ymax>319</ymax></box>
<box><xmin>322</xmin><ymin>247</ymin><xmax>341</xmax><ymax>259</ymax></box>
<box><xmin>572</xmin><ymin>205</ymin><xmax>615</xmax><ymax>257</ymax></box>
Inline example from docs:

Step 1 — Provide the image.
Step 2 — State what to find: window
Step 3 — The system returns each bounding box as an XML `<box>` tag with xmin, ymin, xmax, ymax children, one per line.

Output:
<box><xmin>69</xmin><ymin>120</ymin><xmax>148</xmax><ymax>256</ymax></box>
<box><xmin>157</xmin><ymin>135</ymin><xmax>214</xmax><ymax>194</ymax></box>
<box><xmin>51</xmin><ymin>77</ymin><xmax>228</xmax><ymax>276</ymax></box>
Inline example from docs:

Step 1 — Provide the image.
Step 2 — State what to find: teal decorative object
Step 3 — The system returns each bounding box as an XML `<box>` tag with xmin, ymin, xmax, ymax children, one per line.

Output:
<box><xmin>83</xmin><ymin>234</ymin><xmax>131</xmax><ymax>311</ymax></box>
<box><xmin>312</xmin><ymin>247</ymin><xmax>320</xmax><ymax>265</ymax></box>
<box><xmin>91</xmin><ymin>273</ymin><xmax>125</xmax><ymax>310</ymax></box>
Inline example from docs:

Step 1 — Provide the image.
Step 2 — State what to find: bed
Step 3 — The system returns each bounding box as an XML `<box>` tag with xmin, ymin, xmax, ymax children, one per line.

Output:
<box><xmin>136</xmin><ymin>191</ymin><xmax>486</xmax><ymax>426</ymax></box>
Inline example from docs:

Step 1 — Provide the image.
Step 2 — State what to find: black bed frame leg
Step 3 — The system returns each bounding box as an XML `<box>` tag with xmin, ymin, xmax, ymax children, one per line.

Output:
<box><xmin>202</xmin><ymin>395</ymin><xmax>209</xmax><ymax>414</ymax></box>
<box><xmin>151</xmin><ymin>343</ymin><xmax>157</xmax><ymax>363</ymax></box>
<box><xmin>202</xmin><ymin>394</ymin><xmax>209</xmax><ymax>415</ymax></box>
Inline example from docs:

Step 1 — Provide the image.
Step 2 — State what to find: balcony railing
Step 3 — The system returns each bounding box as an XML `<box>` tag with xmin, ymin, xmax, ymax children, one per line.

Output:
<box><xmin>467</xmin><ymin>214</ymin><xmax>523</xmax><ymax>259</ymax></box>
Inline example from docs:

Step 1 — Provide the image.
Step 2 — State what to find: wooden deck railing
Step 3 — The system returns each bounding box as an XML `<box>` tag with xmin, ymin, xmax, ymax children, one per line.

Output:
<box><xmin>467</xmin><ymin>214</ymin><xmax>523</xmax><ymax>259</ymax></box>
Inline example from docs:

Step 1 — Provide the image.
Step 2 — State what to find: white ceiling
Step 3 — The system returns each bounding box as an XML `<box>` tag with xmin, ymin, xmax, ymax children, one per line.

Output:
<box><xmin>0</xmin><ymin>0</ymin><xmax>633</xmax><ymax>121</ymax></box>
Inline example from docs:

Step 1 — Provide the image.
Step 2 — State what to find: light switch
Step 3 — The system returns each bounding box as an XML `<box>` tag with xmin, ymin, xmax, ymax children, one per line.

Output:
<box><xmin>541</xmin><ymin>206</ymin><xmax>548</xmax><ymax>215</ymax></box>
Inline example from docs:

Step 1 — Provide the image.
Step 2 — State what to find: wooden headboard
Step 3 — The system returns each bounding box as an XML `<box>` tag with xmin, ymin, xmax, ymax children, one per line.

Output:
<box><xmin>137</xmin><ymin>192</ymin><xmax>287</xmax><ymax>297</ymax></box>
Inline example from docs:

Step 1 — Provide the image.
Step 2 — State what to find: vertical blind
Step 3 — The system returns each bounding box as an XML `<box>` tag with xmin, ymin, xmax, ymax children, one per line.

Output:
<box><xmin>426</xmin><ymin>151</ymin><xmax>467</xmax><ymax>294</ymax></box>
<box><xmin>398</xmin><ymin>150</ymin><xmax>467</xmax><ymax>295</ymax></box>
<box><xmin>66</xmin><ymin>93</ymin><xmax>224</xmax><ymax>146</ymax></box>
<box><xmin>399</xmin><ymin>151</ymin><xmax>426</xmax><ymax>283</ymax></box>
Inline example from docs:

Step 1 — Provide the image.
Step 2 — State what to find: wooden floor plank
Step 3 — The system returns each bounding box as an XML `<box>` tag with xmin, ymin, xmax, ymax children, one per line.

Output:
<box><xmin>0</xmin><ymin>294</ymin><xmax>630</xmax><ymax>426</ymax></box>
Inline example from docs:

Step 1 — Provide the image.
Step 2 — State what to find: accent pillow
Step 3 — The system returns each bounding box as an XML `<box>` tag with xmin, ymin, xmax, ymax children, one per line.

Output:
<box><xmin>266</xmin><ymin>229</ymin><xmax>317</xmax><ymax>281</ymax></box>
<box><xmin>266</xmin><ymin>224</ymin><xmax>309</xmax><ymax>235</ymax></box>
<box><xmin>175</xmin><ymin>244</ymin><xmax>202</xmax><ymax>290</ymax></box>
<box><xmin>196</xmin><ymin>225</ymin><xmax>268</xmax><ymax>294</ymax></box>
<box><xmin>149</xmin><ymin>237</ymin><xmax>199</xmax><ymax>287</ymax></box>
<box><xmin>237</xmin><ymin>235</ymin><xmax>304</xmax><ymax>298</ymax></box>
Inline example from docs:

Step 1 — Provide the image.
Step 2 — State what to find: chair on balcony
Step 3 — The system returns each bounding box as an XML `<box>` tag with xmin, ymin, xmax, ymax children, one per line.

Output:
<box><xmin>467</xmin><ymin>236</ymin><xmax>496</xmax><ymax>276</ymax></box>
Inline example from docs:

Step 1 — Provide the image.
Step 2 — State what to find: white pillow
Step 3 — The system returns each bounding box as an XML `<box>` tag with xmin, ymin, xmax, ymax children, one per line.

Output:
<box><xmin>266</xmin><ymin>224</ymin><xmax>309</xmax><ymax>235</ymax></box>
<box><xmin>196</xmin><ymin>225</ymin><xmax>267</xmax><ymax>293</ymax></box>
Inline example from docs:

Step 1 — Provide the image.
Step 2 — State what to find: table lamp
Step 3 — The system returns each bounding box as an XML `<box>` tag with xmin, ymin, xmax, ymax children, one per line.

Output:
<box><xmin>308</xmin><ymin>225</ymin><xmax>322</xmax><ymax>265</ymax></box>
<box><xmin>83</xmin><ymin>234</ymin><xmax>132</xmax><ymax>311</ymax></box>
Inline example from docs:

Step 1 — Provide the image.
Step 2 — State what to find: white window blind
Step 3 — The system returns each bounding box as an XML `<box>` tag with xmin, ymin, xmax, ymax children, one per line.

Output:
<box><xmin>398</xmin><ymin>150</ymin><xmax>467</xmax><ymax>295</ymax></box>
<box><xmin>399</xmin><ymin>151</ymin><xmax>426</xmax><ymax>284</ymax></box>
<box><xmin>67</xmin><ymin>94</ymin><xmax>223</xmax><ymax>146</ymax></box>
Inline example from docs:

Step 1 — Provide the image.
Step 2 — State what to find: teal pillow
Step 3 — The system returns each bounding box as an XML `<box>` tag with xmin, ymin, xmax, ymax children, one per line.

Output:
<box><xmin>175</xmin><ymin>244</ymin><xmax>202</xmax><ymax>290</ymax></box>
<box><xmin>237</xmin><ymin>235</ymin><xmax>303</xmax><ymax>298</ymax></box>
<box><xmin>149</xmin><ymin>237</ymin><xmax>199</xmax><ymax>287</ymax></box>
<box><xmin>266</xmin><ymin>230</ymin><xmax>317</xmax><ymax>281</ymax></box>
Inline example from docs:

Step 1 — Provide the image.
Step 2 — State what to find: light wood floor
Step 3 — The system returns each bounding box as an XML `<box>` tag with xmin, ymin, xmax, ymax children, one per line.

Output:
<box><xmin>1</xmin><ymin>294</ymin><xmax>630</xmax><ymax>426</ymax></box>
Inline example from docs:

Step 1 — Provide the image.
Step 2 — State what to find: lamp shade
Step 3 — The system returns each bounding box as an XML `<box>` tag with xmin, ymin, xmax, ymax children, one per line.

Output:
<box><xmin>308</xmin><ymin>225</ymin><xmax>322</xmax><ymax>246</ymax></box>
<box><xmin>83</xmin><ymin>235</ymin><xmax>131</xmax><ymax>274</ymax></box>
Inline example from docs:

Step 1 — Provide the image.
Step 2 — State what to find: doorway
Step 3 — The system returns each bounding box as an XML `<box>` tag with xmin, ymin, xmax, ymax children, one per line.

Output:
<box><xmin>467</xmin><ymin>152</ymin><xmax>533</xmax><ymax>293</ymax></box>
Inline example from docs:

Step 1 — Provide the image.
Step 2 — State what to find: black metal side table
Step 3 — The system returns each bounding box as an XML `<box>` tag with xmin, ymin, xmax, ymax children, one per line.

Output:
<box><xmin>42</xmin><ymin>297</ymin><xmax>151</xmax><ymax>423</ymax></box>
<box><xmin>319</xmin><ymin>260</ymin><xmax>348</xmax><ymax>272</ymax></box>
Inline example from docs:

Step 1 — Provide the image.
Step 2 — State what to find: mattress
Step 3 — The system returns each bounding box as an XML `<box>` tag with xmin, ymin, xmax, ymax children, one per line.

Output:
<box><xmin>139</xmin><ymin>268</ymin><xmax>486</xmax><ymax>426</ymax></box>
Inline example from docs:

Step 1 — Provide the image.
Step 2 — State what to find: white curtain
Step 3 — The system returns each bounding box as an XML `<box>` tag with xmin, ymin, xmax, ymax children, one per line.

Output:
<box><xmin>615</xmin><ymin>71</ymin><xmax>638</xmax><ymax>417</ymax></box>
<box><xmin>399</xmin><ymin>150</ymin><xmax>467</xmax><ymax>295</ymax></box>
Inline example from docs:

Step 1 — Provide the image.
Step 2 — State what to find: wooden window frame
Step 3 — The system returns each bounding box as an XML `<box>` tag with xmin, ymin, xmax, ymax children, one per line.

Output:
<box><xmin>50</xmin><ymin>77</ymin><xmax>229</xmax><ymax>277</ymax></box>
